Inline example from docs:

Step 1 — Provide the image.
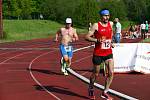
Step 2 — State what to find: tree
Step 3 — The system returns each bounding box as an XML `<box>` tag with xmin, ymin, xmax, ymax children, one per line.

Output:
<box><xmin>99</xmin><ymin>0</ymin><xmax>127</xmax><ymax>21</ymax></box>
<box><xmin>74</xmin><ymin>0</ymin><xmax>99</xmax><ymax>27</ymax></box>
<box><xmin>10</xmin><ymin>0</ymin><xmax>21</xmax><ymax>19</ymax></box>
<box><xmin>123</xmin><ymin>0</ymin><xmax>147</xmax><ymax>22</ymax></box>
<box><xmin>0</xmin><ymin>0</ymin><xmax>3</xmax><ymax>38</ymax></box>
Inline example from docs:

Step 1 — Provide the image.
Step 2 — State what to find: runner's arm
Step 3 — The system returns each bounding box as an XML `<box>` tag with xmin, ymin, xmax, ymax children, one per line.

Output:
<box><xmin>110</xmin><ymin>21</ymin><xmax>114</xmax><ymax>38</ymax></box>
<box><xmin>73</xmin><ymin>29</ymin><xmax>79</xmax><ymax>41</ymax></box>
<box><xmin>54</xmin><ymin>29</ymin><xmax>61</xmax><ymax>42</ymax></box>
<box><xmin>110</xmin><ymin>21</ymin><xmax>115</xmax><ymax>48</ymax></box>
<box><xmin>85</xmin><ymin>23</ymin><xmax>99</xmax><ymax>42</ymax></box>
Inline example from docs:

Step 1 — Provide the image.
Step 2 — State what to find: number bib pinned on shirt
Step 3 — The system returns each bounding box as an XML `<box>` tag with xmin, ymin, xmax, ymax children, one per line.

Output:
<box><xmin>64</xmin><ymin>46</ymin><xmax>72</xmax><ymax>52</ymax></box>
<box><xmin>101</xmin><ymin>39</ymin><xmax>111</xmax><ymax>49</ymax></box>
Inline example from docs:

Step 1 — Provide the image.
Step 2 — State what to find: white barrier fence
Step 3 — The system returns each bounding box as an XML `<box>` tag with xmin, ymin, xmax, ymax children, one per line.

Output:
<box><xmin>113</xmin><ymin>43</ymin><xmax>150</xmax><ymax>74</ymax></box>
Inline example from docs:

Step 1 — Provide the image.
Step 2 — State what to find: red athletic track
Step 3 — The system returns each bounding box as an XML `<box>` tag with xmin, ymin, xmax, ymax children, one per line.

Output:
<box><xmin>0</xmin><ymin>35</ymin><xmax>149</xmax><ymax>100</ymax></box>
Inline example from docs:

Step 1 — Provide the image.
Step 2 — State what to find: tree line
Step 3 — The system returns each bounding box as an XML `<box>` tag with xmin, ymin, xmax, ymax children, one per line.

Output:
<box><xmin>2</xmin><ymin>0</ymin><xmax>150</xmax><ymax>27</ymax></box>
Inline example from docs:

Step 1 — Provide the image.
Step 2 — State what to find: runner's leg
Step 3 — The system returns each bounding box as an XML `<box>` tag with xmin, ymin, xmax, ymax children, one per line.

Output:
<box><xmin>101</xmin><ymin>59</ymin><xmax>114</xmax><ymax>100</ymax></box>
<box><xmin>89</xmin><ymin>65</ymin><xmax>100</xmax><ymax>99</ymax></box>
<box><xmin>60</xmin><ymin>44</ymin><xmax>69</xmax><ymax>75</ymax></box>
<box><xmin>63</xmin><ymin>55</ymin><xmax>69</xmax><ymax>75</ymax></box>
<box><xmin>104</xmin><ymin>59</ymin><xmax>114</xmax><ymax>92</ymax></box>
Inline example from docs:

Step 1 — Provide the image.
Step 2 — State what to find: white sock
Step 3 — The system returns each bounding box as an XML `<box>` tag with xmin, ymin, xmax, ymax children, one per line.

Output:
<box><xmin>104</xmin><ymin>89</ymin><xmax>109</xmax><ymax>93</ymax></box>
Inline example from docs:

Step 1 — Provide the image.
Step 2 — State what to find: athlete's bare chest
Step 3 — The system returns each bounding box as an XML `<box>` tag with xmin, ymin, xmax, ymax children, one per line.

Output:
<box><xmin>61</xmin><ymin>28</ymin><xmax>74</xmax><ymax>36</ymax></box>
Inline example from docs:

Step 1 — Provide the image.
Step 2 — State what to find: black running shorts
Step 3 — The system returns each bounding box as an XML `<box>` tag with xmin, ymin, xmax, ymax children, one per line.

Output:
<box><xmin>92</xmin><ymin>54</ymin><xmax>113</xmax><ymax>65</ymax></box>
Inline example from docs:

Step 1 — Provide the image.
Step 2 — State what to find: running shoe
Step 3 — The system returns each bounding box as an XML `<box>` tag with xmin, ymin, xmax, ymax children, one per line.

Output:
<box><xmin>61</xmin><ymin>59</ymin><xmax>69</xmax><ymax>76</ymax></box>
<box><xmin>89</xmin><ymin>95</ymin><xmax>95</xmax><ymax>100</ymax></box>
<box><xmin>61</xmin><ymin>67</ymin><xmax>65</xmax><ymax>73</ymax></box>
<box><xmin>60</xmin><ymin>59</ymin><xmax>65</xmax><ymax>73</ymax></box>
<box><xmin>101</xmin><ymin>92</ymin><xmax>113</xmax><ymax>100</ymax></box>
<box><xmin>63</xmin><ymin>70</ymin><xmax>68</xmax><ymax>76</ymax></box>
<box><xmin>88</xmin><ymin>87</ymin><xmax>95</xmax><ymax>100</ymax></box>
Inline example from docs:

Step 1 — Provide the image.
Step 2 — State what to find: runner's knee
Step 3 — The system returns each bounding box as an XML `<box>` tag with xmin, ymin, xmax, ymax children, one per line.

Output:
<box><xmin>95</xmin><ymin>73</ymin><xmax>99</xmax><ymax>77</ymax></box>
<box><xmin>93</xmin><ymin>69</ymin><xmax>99</xmax><ymax>77</ymax></box>
<box><xmin>107</xmin><ymin>71</ymin><xmax>113</xmax><ymax>78</ymax></box>
<box><xmin>63</xmin><ymin>57</ymin><xmax>69</xmax><ymax>62</ymax></box>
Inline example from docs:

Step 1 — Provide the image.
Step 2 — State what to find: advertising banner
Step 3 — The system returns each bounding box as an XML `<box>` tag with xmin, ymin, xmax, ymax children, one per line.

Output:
<box><xmin>113</xmin><ymin>43</ymin><xmax>150</xmax><ymax>74</ymax></box>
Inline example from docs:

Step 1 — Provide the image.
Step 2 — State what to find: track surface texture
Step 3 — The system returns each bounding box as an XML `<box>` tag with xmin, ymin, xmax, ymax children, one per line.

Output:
<box><xmin>0</xmin><ymin>35</ymin><xmax>149</xmax><ymax>100</ymax></box>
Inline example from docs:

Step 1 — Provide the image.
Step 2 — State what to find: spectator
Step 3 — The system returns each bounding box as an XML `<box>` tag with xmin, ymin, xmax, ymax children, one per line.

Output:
<box><xmin>113</xmin><ymin>18</ymin><xmax>121</xmax><ymax>43</ymax></box>
<box><xmin>129</xmin><ymin>24</ymin><xmax>134</xmax><ymax>37</ymax></box>
<box><xmin>140</xmin><ymin>22</ymin><xmax>146</xmax><ymax>39</ymax></box>
<box><xmin>145</xmin><ymin>21</ymin><xmax>149</xmax><ymax>38</ymax></box>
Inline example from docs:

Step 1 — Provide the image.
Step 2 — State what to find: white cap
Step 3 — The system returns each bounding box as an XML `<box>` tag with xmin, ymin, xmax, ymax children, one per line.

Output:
<box><xmin>65</xmin><ymin>18</ymin><xmax>72</xmax><ymax>24</ymax></box>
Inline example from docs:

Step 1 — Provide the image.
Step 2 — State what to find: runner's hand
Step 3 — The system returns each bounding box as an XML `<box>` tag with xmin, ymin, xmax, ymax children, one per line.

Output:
<box><xmin>111</xmin><ymin>43</ymin><xmax>115</xmax><ymax>48</ymax></box>
<box><xmin>97</xmin><ymin>38</ymin><xmax>105</xmax><ymax>43</ymax></box>
<box><xmin>54</xmin><ymin>39</ymin><xmax>58</xmax><ymax>42</ymax></box>
<box><xmin>97</xmin><ymin>38</ymin><xmax>101</xmax><ymax>43</ymax></box>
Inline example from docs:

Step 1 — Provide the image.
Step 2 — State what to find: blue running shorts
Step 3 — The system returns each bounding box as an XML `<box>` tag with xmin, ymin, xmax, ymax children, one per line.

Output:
<box><xmin>59</xmin><ymin>44</ymin><xmax>73</xmax><ymax>58</ymax></box>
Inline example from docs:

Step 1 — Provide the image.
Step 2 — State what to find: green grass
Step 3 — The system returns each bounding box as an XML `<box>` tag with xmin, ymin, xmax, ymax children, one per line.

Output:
<box><xmin>120</xmin><ymin>20</ymin><xmax>135</xmax><ymax>29</ymax></box>
<box><xmin>3</xmin><ymin>20</ymin><xmax>87</xmax><ymax>42</ymax></box>
<box><xmin>2</xmin><ymin>19</ymin><xmax>137</xmax><ymax>43</ymax></box>
<box><xmin>141</xmin><ymin>38</ymin><xmax>150</xmax><ymax>43</ymax></box>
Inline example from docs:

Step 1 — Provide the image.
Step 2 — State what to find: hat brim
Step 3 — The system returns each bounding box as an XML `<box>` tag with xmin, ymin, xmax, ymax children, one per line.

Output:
<box><xmin>66</xmin><ymin>23</ymin><xmax>72</xmax><ymax>24</ymax></box>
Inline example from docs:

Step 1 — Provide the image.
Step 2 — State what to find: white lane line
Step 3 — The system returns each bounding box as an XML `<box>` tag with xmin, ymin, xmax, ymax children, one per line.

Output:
<box><xmin>6</xmin><ymin>69</ymin><xmax>27</xmax><ymax>72</ymax></box>
<box><xmin>67</xmin><ymin>68</ymin><xmax>138</xmax><ymax>100</ymax></box>
<box><xmin>29</xmin><ymin>44</ymin><xmax>138</xmax><ymax>100</ymax></box>
<box><xmin>72</xmin><ymin>55</ymin><xmax>92</xmax><ymax>64</ymax></box>
<box><xmin>66</xmin><ymin>45</ymin><xmax>138</xmax><ymax>100</ymax></box>
<box><xmin>0</xmin><ymin>49</ymin><xmax>61</xmax><ymax>100</ymax></box>
<box><xmin>29</xmin><ymin>49</ymin><xmax>93</xmax><ymax>100</ymax></box>
<box><xmin>81</xmin><ymin>72</ymin><xmax>89</xmax><ymax>75</ymax></box>
<box><xmin>0</xmin><ymin>51</ymin><xmax>33</xmax><ymax>64</ymax></box>
<box><xmin>2</xmin><ymin>61</ymin><xmax>51</xmax><ymax>64</ymax></box>
<box><xmin>28</xmin><ymin>51</ymin><xmax>61</xmax><ymax>100</ymax></box>
<box><xmin>0</xmin><ymin>47</ymin><xmax>59</xmax><ymax>50</ymax></box>
<box><xmin>0</xmin><ymin>51</ymin><xmax>17</xmax><ymax>56</ymax></box>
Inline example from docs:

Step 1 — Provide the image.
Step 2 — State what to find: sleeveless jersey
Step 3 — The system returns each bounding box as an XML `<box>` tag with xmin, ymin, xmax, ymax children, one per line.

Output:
<box><xmin>93</xmin><ymin>22</ymin><xmax>113</xmax><ymax>56</ymax></box>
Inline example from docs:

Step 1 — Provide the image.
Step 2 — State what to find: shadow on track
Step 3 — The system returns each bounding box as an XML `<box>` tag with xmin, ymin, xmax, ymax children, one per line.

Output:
<box><xmin>34</xmin><ymin>85</ymin><xmax>90</xmax><ymax>99</ymax></box>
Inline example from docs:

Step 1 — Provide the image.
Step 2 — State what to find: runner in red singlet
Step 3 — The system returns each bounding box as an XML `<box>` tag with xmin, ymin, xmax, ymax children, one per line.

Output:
<box><xmin>85</xmin><ymin>9</ymin><xmax>114</xmax><ymax>100</ymax></box>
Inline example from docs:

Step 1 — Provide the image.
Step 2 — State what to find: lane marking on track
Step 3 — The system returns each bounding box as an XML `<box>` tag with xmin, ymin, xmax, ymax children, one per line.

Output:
<box><xmin>6</xmin><ymin>69</ymin><xmax>27</xmax><ymax>72</ymax></box>
<box><xmin>72</xmin><ymin>55</ymin><xmax>92</xmax><ymax>64</ymax></box>
<box><xmin>1</xmin><ymin>61</ymin><xmax>52</xmax><ymax>65</ymax></box>
<box><xmin>0</xmin><ymin>47</ymin><xmax>59</xmax><ymax>50</ymax></box>
<box><xmin>81</xmin><ymin>72</ymin><xmax>89</xmax><ymax>75</ymax></box>
<box><xmin>71</xmin><ymin>55</ymin><xmax>92</xmax><ymax>76</ymax></box>
<box><xmin>0</xmin><ymin>51</ymin><xmax>33</xmax><ymax>64</ymax></box>
<box><xmin>66</xmin><ymin>45</ymin><xmax>138</xmax><ymax>100</ymax></box>
<box><xmin>28</xmin><ymin>44</ymin><xmax>138</xmax><ymax>100</ymax></box>
<box><xmin>28</xmin><ymin>50</ymin><xmax>62</xmax><ymax>100</ymax></box>
<box><xmin>0</xmin><ymin>51</ymin><xmax>17</xmax><ymax>56</ymax></box>
<box><xmin>0</xmin><ymin>47</ymin><xmax>60</xmax><ymax>100</ymax></box>
<box><xmin>29</xmin><ymin>48</ymin><xmax>93</xmax><ymax>100</ymax></box>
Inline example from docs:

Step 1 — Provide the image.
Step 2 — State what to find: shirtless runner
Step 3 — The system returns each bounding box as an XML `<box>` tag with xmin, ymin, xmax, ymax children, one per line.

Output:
<box><xmin>54</xmin><ymin>18</ymin><xmax>79</xmax><ymax>75</ymax></box>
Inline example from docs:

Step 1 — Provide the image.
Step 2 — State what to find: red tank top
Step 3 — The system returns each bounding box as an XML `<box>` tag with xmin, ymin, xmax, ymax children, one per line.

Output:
<box><xmin>93</xmin><ymin>22</ymin><xmax>113</xmax><ymax>56</ymax></box>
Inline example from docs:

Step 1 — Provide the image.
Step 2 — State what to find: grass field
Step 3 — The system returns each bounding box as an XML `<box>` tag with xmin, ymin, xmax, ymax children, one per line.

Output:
<box><xmin>2</xmin><ymin>19</ymin><xmax>150</xmax><ymax>43</ymax></box>
<box><xmin>141</xmin><ymin>38</ymin><xmax>150</xmax><ymax>43</ymax></box>
<box><xmin>3</xmin><ymin>20</ymin><xmax>87</xmax><ymax>42</ymax></box>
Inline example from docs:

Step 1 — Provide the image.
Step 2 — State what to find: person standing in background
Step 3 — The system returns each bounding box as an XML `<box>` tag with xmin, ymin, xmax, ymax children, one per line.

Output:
<box><xmin>114</xmin><ymin>18</ymin><xmax>121</xmax><ymax>43</ymax></box>
<box><xmin>140</xmin><ymin>22</ymin><xmax>146</xmax><ymax>39</ymax></box>
<box><xmin>145</xmin><ymin>21</ymin><xmax>149</xmax><ymax>38</ymax></box>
